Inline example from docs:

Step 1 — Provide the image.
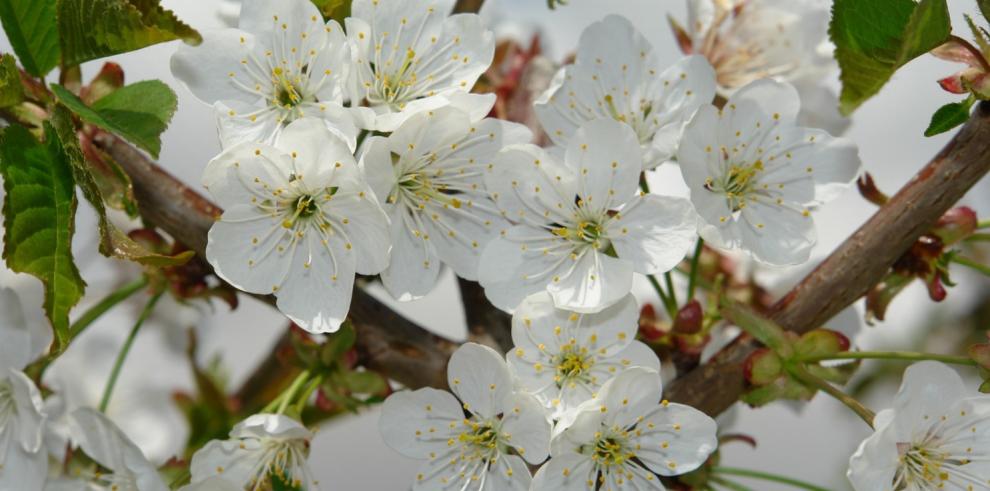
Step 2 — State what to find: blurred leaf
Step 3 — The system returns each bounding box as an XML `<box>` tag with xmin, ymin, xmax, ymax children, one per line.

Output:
<box><xmin>52</xmin><ymin>80</ymin><xmax>177</xmax><ymax>158</ymax></box>
<box><xmin>78</xmin><ymin>133</ymin><xmax>138</xmax><ymax>216</ymax></box>
<box><xmin>720</xmin><ymin>298</ymin><xmax>792</xmax><ymax>356</ymax></box>
<box><xmin>310</xmin><ymin>0</ymin><xmax>349</xmax><ymax>23</ymax></box>
<box><xmin>50</xmin><ymin>106</ymin><xmax>193</xmax><ymax>267</ymax></box>
<box><xmin>57</xmin><ymin>0</ymin><xmax>201</xmax><ymax>67</ymax></box>
<box><xmin>0</xmin><ymin>53</ymin><xmax>22</xmax><ymax>107</ymax></box>
<box><xmin>925</xmin><ymin>95</ymin><xmax>975</xmax><ymax>137</ymax></box>
<box><xmin>321</xmin><ymin>321</ymin><xmax>356</xmax><ymax>365</ymax></box>
<box><xmin>980</xmin><ymin>0</ymin><xmax>990</xmax><ymax>26</ymax></box>
<box><xmin>0</xmin><ymin>0</ymin><xmax>59</xmax><ymax>76</ymax></box>
<box><xmin>741</xmin><ymin>377</ymin><xmax>815</xmax><ymax>407</ymax></box>
<box><xmin>831</xmin><ymin>0</ymin><xmax>951</xmax><ymax>114</ymax></box>
<box><xmin>341</xmin><ymin>370</ymin><xmax>386</xmax><ymax>395</ymax></box>
<box><xmin>743</xmin><ymin>348</ymin><xmax>783</xmax><ymax>386</ymax></box>
<box><xmin>82</xmin><ymin>62</ymin><xmax>125</xmax><ymax>105</ymax></box>
<box><xmin>0</xmin><ymin>122</ymin><xmax>84</xmax><ymax>350</ymax></box>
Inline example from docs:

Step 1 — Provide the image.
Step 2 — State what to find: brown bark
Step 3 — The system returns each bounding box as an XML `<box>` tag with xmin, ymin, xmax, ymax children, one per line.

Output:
<box><xmin>664</xmin><ymin>101</ymin><xmax>990</xmax><ymax>416</ymax></box>
<box><xmin>452</xmin><ymin>0</ymin><xmax>485</xmax><ymax>14</ymax></box>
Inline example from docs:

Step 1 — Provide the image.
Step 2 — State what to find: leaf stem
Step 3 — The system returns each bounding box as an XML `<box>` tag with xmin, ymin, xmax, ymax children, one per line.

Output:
<box><xmin>664</xmin><ymin>271</ymin><xmax>678</xmax><ymax>307</ymax></box>
<box><xmin>789</xmin><ymin>364</ymin><xmax>875</xmax><ymax>428</ymax></box>
<box><xmin>687</xmin><ymin>238</ymin><xmax>704</xmax><ymax>300</ymax></box>
<box><xmin>648</xmin><ymin>274</ymin><xmax>677</xmax><ymax>319</ymax></box>
<box><xmin>951</xmin><ymin>255</ymin><xmax>990</xmax><ymax>276</ymax></box>
<box><xmin>294</xmin><ymin>374</ymin><xmax>325</xmax><ymax>415</ymax></box>
<box><xmin>274</xmin><ymin>370</ymin><xmax>311</xmax><ymax>415</ymax></box>
<box><xmin>99</xmin><ymin>291</ymin><xmax>162</xmax><ymax>412</ymax></box>
<box><xmin>70</xmin><ymin>276</ymin><xmax>148</xmax><ymax>339</ymax></box>
<box><xmin>712</xmin><ymin>467</ymin><xmax>832</xmax><ymax>491</ymax></box>
<box><xmin>799</xmin><ymin>350</ymin><xmax>976</xmax><ymax>367</ymax></box>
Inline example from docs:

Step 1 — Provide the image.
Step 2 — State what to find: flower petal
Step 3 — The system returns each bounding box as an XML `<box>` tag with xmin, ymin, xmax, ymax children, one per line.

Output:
<box><xmin>499</xmin><ymin>391</ymin><xmax>551</xmax><ymax>464</ymax></box>
<box><xmin>448</xmin><ymin>343</ymin><xmax>513</xmax><ymax>419</ymax></box>
<box><xmin>547</xmin><ymin>249</ymin><xmax>633</xmax><ymax>314</ymax></box>
<box><xmin>631</xmin><ymin>402</ymin><xmax>718</xmax><ymax>476</ymax></box>
<box><xmin>563</xmin><ymin>119</ymin><xmax>642</xmax><ymax>213</ymax></box>
<box><xmin>379</xmin><ymin>387</ymin><xmax>463</xmax><ymax>459</ymax></box>
<box><xmin>608</xmin><ymin>194</ymin><xmax>696</xmax><ymax>275</ymax></box>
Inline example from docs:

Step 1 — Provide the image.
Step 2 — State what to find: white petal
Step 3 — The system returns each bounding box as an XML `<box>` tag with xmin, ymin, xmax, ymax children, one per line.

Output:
<box><xmin>483</xmin><ymin>455</ymin><xmax>532</xmax><ymax>491</ymax></box>
<box><xmin>189</xmin><ymin>438</ymin><xmax>267</xmax><ymax>487</ymax></box>
<box><xmin>358</xmin><ymin>136</ymin><xmax>398</xmax><ymax>206</ymax></box>
<box><xmin>274</xmin><ymin>227</ymin><xmax>356</xmax><ymax>333</ymax></box>
<box><xmin>735</xmin><ymin>199</ymin><xmax>815</xmax><ymax>265</ymax></box>
<box><xmin>379</xmin><ymin>387</ymin><xmax>462</xmax><ymax>459</ymax></box>
<box><xmin>69</xmin><ymin>408</ymin><xmax>168</xmax><ymax>491</ymax></box>
<box><xmin>599</xmin><ymin>367</ymin><xmax>662</xmax><ymax>429</ymax></box>
<box><xmin>329</xmin><ymin>191</ymin><xmax>391</xmax><ymax>276</ymax></box>
<box><xmin>564</xmin><ymin>119</ymin><xmax>642</xmax><ymax>212</ymax></box>
<box><xmin>448</xmin><ymin>343</ymin><xmax>513</xmax><ymax>419</ymax></box>
<box><xmin>727</xmin><ymin>78</ymin><xmax>801</xmax><ymax>124</ymax></box>
<box><xmin>179</xmin><ymin>476</ymin><xmax>242</xmax><ymax>491</ymax></box>
<box><xmin>230</xmin><ymin>413</ymin><xmax>312</xmax><ymax>441</ymax></box>
<box><xmin>8</xmin><ymin>369</ymin><xmax>44</xmax><ymax>453</ymax></box>
<box><xmin>202</xmin><ymin>141</ymin><xmax>292</xmax><ymax>209</ymax></box>
<box><xmin>206</xmin><ymin>205</ymin><xmax>293</xmax><ymax>295</ymax></box>
<box><xmin>478</xmin><ymin>225</ymin><xmax>572</xmax><ymax>313</ymax></box>
<box><xmin>530</xmin><ymin>452</ymin><xmax>596</xmax><ymax>490</ymax></box>
<box><xmin>380</xmin><ymin>209</ymin><xmax>442</xmax><ymax>301</ymax></box>
<box><xmin>498</xmin><ymin>391</ymin><xmax>551</xmax><ymax>465</ymax></box>
<box><xmin>609</xmin><ymin>194</ymin><xmax>696</xmax><ymax>275</ymax></box>
<box><xmin>0</xmin><ymin>434</ymin><xmax>46</xmax><ymax>491</ymax></box>
<box><xmin>889</xmin><ymin>361</ymin><xmax>968</xmax><ymax>427</ymax></box>
<box><xmin>238</xmin><ymin>0</ymin><xmax>323</xmax><ymax>39</ymax></box>
<box><xmin>485</xmin><ymin>144</ymin><xmax>577</xmax><ymax>226</ymax></box>
<box><xmin>0</xmin><ymin>288</ymin><xmax>34</xmax><ymax>372</ymax></box>
<box><xmin>631</xmin><ymin>402</ymin><xmax>718</xmax><ymax>476</ymax></box>
<box><xmin>846</xmin><ymin>411</ymin><xmax>899</xmax><ymax>491</ymax></box>
<box><xmin>547</xmin><ymin>249</ymin><xmax>634</xmax><ymax>314</ymax></box>
<box><xmin>170</xmin><ymin>28</ymin><xmax>259</xmax><ymax>105</ymax></box>
<box><xmin>215</xmin><ymin>100</ymin><xmax>282</xmax><ymax>149</ymax></box>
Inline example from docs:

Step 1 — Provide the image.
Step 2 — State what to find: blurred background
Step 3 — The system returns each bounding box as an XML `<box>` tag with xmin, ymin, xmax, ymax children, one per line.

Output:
<box><xmin>2</xmin><ymin>0</ymin><xmax>990</xmax><ymax>489</ymax></box>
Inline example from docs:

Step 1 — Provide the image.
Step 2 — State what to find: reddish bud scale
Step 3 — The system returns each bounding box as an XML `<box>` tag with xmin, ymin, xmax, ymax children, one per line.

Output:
<box><xmin>673</xmin><ymin>300</ymin><xmax>704</xmax><ymax>334</ymax></box>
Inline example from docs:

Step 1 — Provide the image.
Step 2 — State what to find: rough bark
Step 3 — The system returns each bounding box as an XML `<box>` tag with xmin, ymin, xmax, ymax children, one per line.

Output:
<box><xmin>663</xmin><ymin>101</ymin><xmax>990</xmax><ymax>416</ymax></box>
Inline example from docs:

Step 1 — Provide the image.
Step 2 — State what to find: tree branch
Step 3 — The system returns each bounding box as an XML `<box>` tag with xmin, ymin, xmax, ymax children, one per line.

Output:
<box><xmin>664</xmin><ymin>101</ymin><xmax>990</xmax><ymax>416</ymax></box>
<box><xmin>458</xmin><ymin>277</ymin><xmax>513</xmax><ymax>351</ymax></box>
<box><xmin>452</xmin><ymin>0</ymin><xmax>485</xmax><ymax>14</ymax></box>
<box><xmin>92</xmin><ymin>132</ymin><xmax>456</xmax><ymax>391</ymax></box>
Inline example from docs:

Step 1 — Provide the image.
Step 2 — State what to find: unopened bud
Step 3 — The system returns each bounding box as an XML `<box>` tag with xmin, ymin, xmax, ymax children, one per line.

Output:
<box><xmin>932</xmin><ymin>206</ymin><xmax>978</xmax><ymax>246</ymax></box>
<box><xmin>673</xmin><ymin>300</ymin><xmax>703</xmax><ymax>335</ymax></box>
<box><xmin>743</xmin><ymin>348</ymin><xmax>782</xmax><ymax>386</ymax></box>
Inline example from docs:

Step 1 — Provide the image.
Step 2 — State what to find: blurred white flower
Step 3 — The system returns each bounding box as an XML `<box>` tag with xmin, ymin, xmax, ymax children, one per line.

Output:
<box><xmin>190</xmin><ymin>414</ymin><xmax>318</xmax><ymax>490</ymax></box>
<box><xmin>345</xmin><ymin>0</ymin><xmax>495</xmax><ymax>131</ymax></box>
<box><xmin>380</xmin><ymin>343</ymin><xmax>551</xmax><ymax>490</ymax></box>
<box><xmin>0</xmin><ymin>287</ymin><xmax>49</xmax><ymax>490</ymax></box>
<box><xmin>179</xmin><ymin>476</ymin><xmax>241</xmax><ymax>491</ymax></box>
<box><xmin>532</xmin><ymin>367</ymin><xmax>718</xmax><ymax>489</ymax></box>
<box><xmin>507</xmin><ymin>292</ymin><xmax>659</xmax><ymax>419</ymax></box>
<box><xmin>360</xmin><ymin>104</ymin><xmax>530</xmax><ymax>300</ymax></box>
<box><xmin>171</xmin><ymin>0</ymin><xmax>358</xmax><ymax>149</ymax></box>
<box><xmin>678</xmin><ymin>0</ymin><xmax>847</xmax><ymax>134</ymax></box>
<box><xmin>203</xmin><ymin>118</ymin><xmax>389</xmax><ymax>333</ymax></box>
<box><xmin>535</xmin><ymin>15</ymin><xmax>716</xmax><ymax>170</ymax></box>
<box><xmin>847</xmin><ymin>361</ymin><xmax>990</xmax><ymax>490</ymax></box>
<box><xmin>60</xmin><ymin>408</ymin><xmax>169</xmax><ymax>491</ymax></box>
<box><xmin>480</xmin><ymin>118</ymin><xmax>696</xmax><ymax>313</ymax></box>
<box><xmin>677</xmin><ymin>79</ymin><xmax>860</xmax><ymax>265</ymax></box>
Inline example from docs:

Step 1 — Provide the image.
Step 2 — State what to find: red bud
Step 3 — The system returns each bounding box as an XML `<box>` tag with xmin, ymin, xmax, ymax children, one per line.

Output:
<box><xmin>673</xmin><ymin>300</ymin><xmax>703</xmax><ymax>334</ymax></box>
<box><xmin>932</xmin><ymin>206</ymin><xmax>978</xmax><ymax>246</ymax></box>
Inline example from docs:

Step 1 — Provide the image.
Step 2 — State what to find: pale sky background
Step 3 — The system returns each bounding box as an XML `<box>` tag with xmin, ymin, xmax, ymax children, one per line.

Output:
<box><xmin>2</xmin><ymin>0</ymin><xmax>990</xmax><ymax>490</ymax></box>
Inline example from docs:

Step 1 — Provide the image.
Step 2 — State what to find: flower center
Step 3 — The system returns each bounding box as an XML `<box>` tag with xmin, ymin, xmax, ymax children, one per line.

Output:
<box><xmin>391</xmin><ymin>153</ymin><xmax>464</xmax><ymax>211</ymax></box>
<box><xmin>553</xmin><ymin>216</ymin><xmax>610</xmax><ymax>251</ymax></box>
<box><xmin>705</xmin><ymin>159</ymin><xmax>763</xmax><ymax>212</ymax></box>
<box><xmin>585</xmin><ymin>428</ymin><xmax>636</xmax><ymax>469</ymax></box>
<box><xmin>456</xmin><ymin>418</ymin><xmax>506</xmax><ymax>464</ymax></box>
<box><xmin>553</xmin><ymin>344</ymin><xmax>594</xmax><ymax>385</ymax></box>
<box><xmin>372</xmin><ymin>48</ymin><xmax>419</xmax><ymax>108</ymax></box>
<box><xmin>603</xmin><ymin>95</ymin><xmax>656</xmax><ymax>145</ymax></box>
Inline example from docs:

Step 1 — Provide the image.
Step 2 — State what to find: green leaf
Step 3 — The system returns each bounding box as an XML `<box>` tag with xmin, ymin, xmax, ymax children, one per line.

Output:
<box><xmin>57</xmin><ymin>0</ymin><xmax>201</xmax><ymax>67</ymax></box>
<box><xmin>0</xmin><ymin>123</ymin><xmax>85</xmax><ymax>350</ymax></box>
<box><xmin>979</xmin><ymin>0</ymin><xmax>990</xmax><ymax>25</ymax></box>
<box><xmin>719</xmin><ymin>298</ymin><xmax>793</xmax><ymax>356</ymax></box>
<box><xmin>831</xmin><ymin>0</ymin><xmax>952</xmax><ymax>115</ymax></box>
<box><xmin>925</xmin><ymin>96</ymin><xmax>976</xmax><ymax>136</ymax></box>
<box><xmin>0</xmin><ymin>53</ymin><xmax>23</xmax><ymax>107</ymax></box>
<box><xmin>341</xmin><ymin>370</ymin><xmax>386</xmax><ymax>395</ymax></box>
<box><xmin>50</xmin><ymin>105</ymin><xmax>193</xmax><ymax>267</ymax></box>
<box><xmin>52</xmin><ymin>81</ymin><xmax>177</xmax><ymax>158</ymax></box>
<box><xmin>0</xmin><ymin>0</ymin><xmax>59</xmax><ymax>76</ymax></box>
<box><xmin>321</xmin><ymin>321</ymin><xmax>356</xmax><ymax>365</ymax></box>
<box><xmin>311</xmin><ymin>0</ymin><xmax>350</xmax><ymax>23</ymax></box>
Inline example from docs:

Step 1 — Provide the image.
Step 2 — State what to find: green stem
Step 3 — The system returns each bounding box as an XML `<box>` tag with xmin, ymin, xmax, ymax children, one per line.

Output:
<box><xmin>664</xmin><ymin>271</ymin><xmax>678</xmax><ymax>307</ymax></box>
<box><xmin>713</xmin><ymin>467</ymin><xmax>832</xmax><ymax>491</ymax></box>
<box><xmin>99</xmin><ymin>291</ymin><xmax>162</xmax><ymax>412</ymax></box>
<box><xmin>789</xmin><ymin>364</ymin><xmax>875</xmax><ymax>428</ymax></box>
<box><xmin>648</xmin><ymin>274</ymin><xmax>677</xmax><ymax>319</ymax></box>
<box><xmin>274</xmin><ymin>370</ymin><xmax>311</xmax><ymax>415</ymax></box>
<box><xmin>951</xmin><ymin>255</ymin><xmax>990</xmax><ymax>276</ymax></box>
<box><xmin>675</xmin><ymin>264</ymin><xmax>715</xmax><ymax>291</ymax></box>
<box><xmin>799</xmin><ymin>350</ymin><xmax>976</xmax><ymax>367</ymax></box>
<box><xmin>70</xmin><ymin>276</ymin><xmax>148</xmax><ymax>338</ymax></box>
<box><xmin>687</xmin><ymin>238</ymin><xmax>704</xmax><ymax>301</ymax></box>
<box><xmin>709</xmin><ymin>475</ymin><xmax>757</xmax><ymax>491</ymax></box>
<box><xmin>294</xmin><ymin>375</ymin><xmax>324</xmax><ymax>415</ymax></box>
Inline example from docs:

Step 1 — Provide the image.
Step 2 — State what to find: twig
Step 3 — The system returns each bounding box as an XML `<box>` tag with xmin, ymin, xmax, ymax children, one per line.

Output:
<box><xmin>664</xmin><ymin>101</ymin><xmax>990</xmax><ymax>416</ymax></box>
<box><xmin>452</xmin><ymin>0</ymin><xmax>485</xmax><ymax>13</ymax></box>
<box><xmin>457</xmin><ymin>277</ymin><xmax>513</xmax><ymax>351</ymax></box>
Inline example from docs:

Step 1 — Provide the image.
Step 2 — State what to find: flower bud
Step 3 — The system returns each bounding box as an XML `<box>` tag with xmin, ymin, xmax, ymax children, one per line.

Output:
<box><xmin>673</xmin><ymin>300</ymin><xmax>704</xmax><ymax>334</ymax></box>
<box><xmin>743</xmin><ymin>348</ymin><xmax>783</xmax><ymax>386</ymax></box>
<box><xmin>932</xmin><ymin>206</ymin><xmax>978</xmax><ymax>246</ymax></box>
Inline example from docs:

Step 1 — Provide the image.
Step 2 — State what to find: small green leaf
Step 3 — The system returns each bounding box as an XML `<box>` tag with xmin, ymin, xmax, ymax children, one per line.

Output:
<box><xmin>0</xmin><ymin>0</ymin><xmax>59</xmax><ymax>76</ymax></box>
<box><xmin>720</xmin><ymin>298</ymin><xmax>793</xmax><ymax>356</ymax></box>
<box><xmin>1</xmin><ymin>123</ymin><xmax>85</xmax><ymax>350</ymax></box>
<box><xmin>979</xmin><ymin>0</ymin><xmax>990</xmax><ymax>25</ymax></box>
<box><xmin>341</xmin><ymin>370</ymin><xmax>386</xmax><ymax>395</ymax></box>
<box><xmin>57</xmin><ymin>0</ymin><xmax>201</xmax><ymax>67</ymax></box>
<box><xmin>831</xmin><ymin>0</ymin><xmax>952</xmax><ymax>115</ymax></box>
<box><xmin>0</xmin><ymin>53</ymin><xmax>22</xmax><ymax>107</ymax></box>
<box><xmin>50</xmin><ymin>106</ymin><xmax>192</xmax><ymax>267</ymax></box>
<box><xmin>925</xmin><ymin>96</ymin><xmax>976</xmax><ymax>136</ymax></box>
<box><xmin>52</xmin><ymin>81</ymin><xmax>177</xmax><ymax>158</ymax></box>
<box><xmin>311</xmin><ymin>0</ymin><xmax>350</xmax><ymax>23</ymax></box>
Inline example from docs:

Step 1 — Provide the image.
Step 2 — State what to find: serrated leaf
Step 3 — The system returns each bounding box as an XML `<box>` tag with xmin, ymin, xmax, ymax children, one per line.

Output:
<box><xmin>0</xmin><ymin>0</ymin><xmax>59</xmax><ymax>76</ymax></box>
<box><xmin>50</xmin><ymin>106</ymin><xmax>192</xmax><ymax>267</ymax></box>
<box><xmin>57</xmin><ymin>0</ymin><xmax>201</xmax><ymax>67</ymax></box>
<box><xmin>0</xmin><ymin>123</ymin><xmax>84</xmax><ymax>351</ymax></box>
<box><xmin>925</xmin><ymin>96</ymin><xmax>975</xmax><ymax>136</ymax></box>
<box><xmin>52</xmin><ymin>81</ymin><xmax>177</xmax><ymax>158</ymax></box>
<box><xmin>831</xmin><ymin>0</ymin><xmax>952</xmax><ymax>115</ymax></box>
<box><xmin>0</xmin><ymin>53</ymin><xmax>22</xmax><ymax>107</ymax></box>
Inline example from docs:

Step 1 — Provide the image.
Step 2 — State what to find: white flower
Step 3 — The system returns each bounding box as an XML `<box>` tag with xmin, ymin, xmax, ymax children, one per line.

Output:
<box><xmin>379</xmin><ymin>343</ymin><xmax>551</xmax><ymax>490</ymax></box>
<box><xmin>179</xmin><ymin>477</ymin><xmax>241</xmax><ymax>491</ymax></box>
<box><xmin>534</xmin><ymin>15</ymin><xmax>716</xmax><ymax>170</ymax></box>
<box><xmin>507</xmin><ymin>292</ymin><xmax>659</xmax><ymax>419</ymax></box>
<box><xmin>345</xmin><ymin>0</ymin><xmax>495</xmax><ymax>132</ymax></box>
<box><xmin>680</xmin><ymin>0</ymin><xmax>847</xmax><ymax>134</ymax></box>
<box><xmin>171</xmin><ymin>0</ymin><xmax>358</xmax><ymax>149</ymax></box>
<box><xmin>532</xmin><ymin>367</ymin><xmax>718</xmax><ymax>489</ymax></box>
<box><xmin>360</xmin><ymin>104</ymin><xmax>531</xmax><ymax>300</ymax></box>
<box><xmin>64</xmin><ymin>407</ymin><xmax>169</xmax><ymax>491</ymax></box>
<box><xmin>848</xmin><ymin>361</ymin><xmax>990</xmax><ymax>490</ymax></box>
<box><xmin>479</xmin><ymin>118</ymin><xmax>696</xmax><ymax>313</ymax></box>
<box><xmin>190</xmin><ymin>414</ymin><xmax>318</xmax><ymax>490</ymax></box>
<box><xmin>0</xmin><ymin>286</ymin><xmax>49</xmax><ymax>491</ymax></box>
<box><xmin>203</xmin><ymin>117</ymin><xmax>390</xmax><ymax>333</ymax></box>
<box><xmin>676</xmin><ymin>79</ymin><xmax>860</xmax><ymax>265</ymax></box>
